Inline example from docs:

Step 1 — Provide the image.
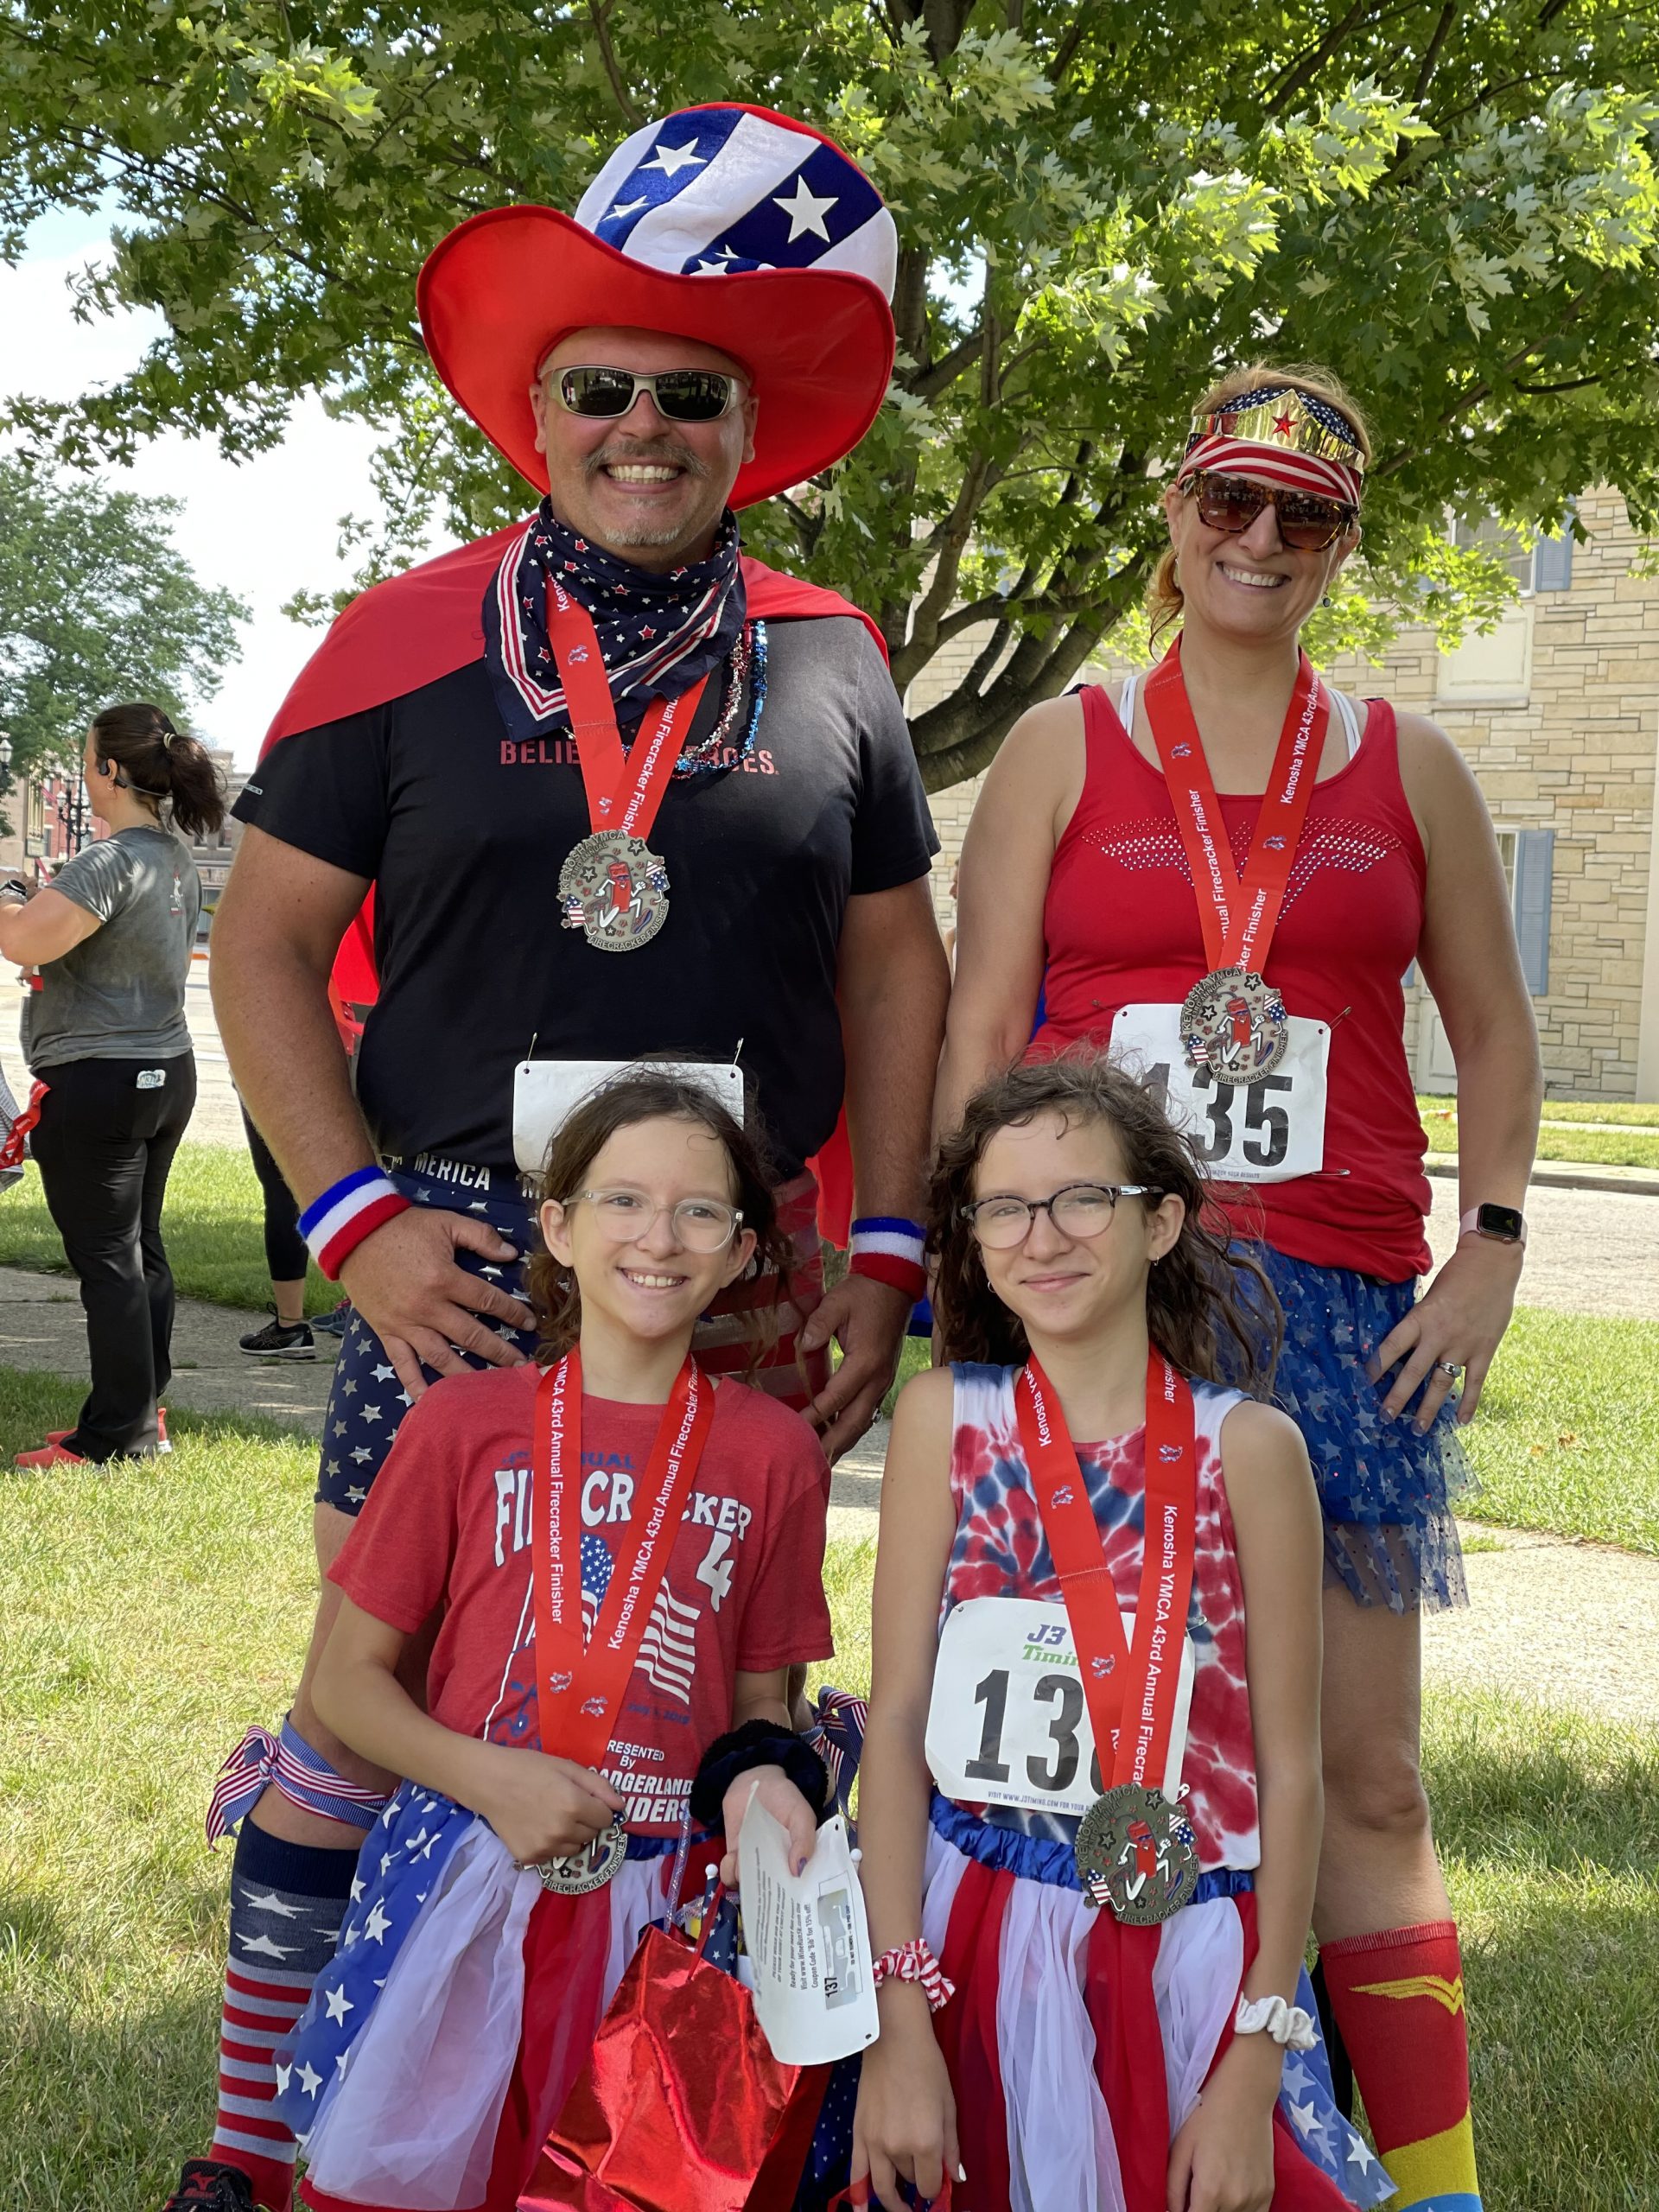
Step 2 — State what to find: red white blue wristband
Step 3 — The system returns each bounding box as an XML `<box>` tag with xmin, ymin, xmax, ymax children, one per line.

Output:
<box><xmin>849</xmin><ymin>1216</ymin><xmax>927</xmax><ymax>1301</ymax></box>
<box><xmin>299</xmin><ymin>1166</ymin><xmax>411</xmax><ymax>1281</ymax></box>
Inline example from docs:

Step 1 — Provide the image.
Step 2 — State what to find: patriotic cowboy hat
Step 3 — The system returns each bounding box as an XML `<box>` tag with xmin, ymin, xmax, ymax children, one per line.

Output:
<box><xmin>418</xmin><ymin>102</ymin><xmax>899</xmax><ymax>509</ymax></box>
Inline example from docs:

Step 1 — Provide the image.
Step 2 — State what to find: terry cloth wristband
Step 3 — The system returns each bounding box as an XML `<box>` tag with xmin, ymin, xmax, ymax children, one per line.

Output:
<box><xmin>872</xmin><ymin>1938</ymin><xmax>955</xmax><ymax>2013</ymax></box>
<box><xmin>689</xmin><ymin>1719</ymin><xmax>831</xmax><ymax>1830</ymax></box>
<box><xmin>299</xmin><ymin>1165</ymin><xmax>412</xmax><ymax>1281</ymax></box>
<box><xmin>849</xmin><ymin>1215</ymin><xmax>927</xmax><ymax>1301</ymax></box>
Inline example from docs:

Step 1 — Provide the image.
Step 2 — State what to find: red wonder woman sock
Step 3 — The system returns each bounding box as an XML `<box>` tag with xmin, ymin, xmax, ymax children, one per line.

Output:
<box><xmin>1319</xmin><ymin>1921</ymin><xmax>1482</xmax><ymax>2209</ymax></box>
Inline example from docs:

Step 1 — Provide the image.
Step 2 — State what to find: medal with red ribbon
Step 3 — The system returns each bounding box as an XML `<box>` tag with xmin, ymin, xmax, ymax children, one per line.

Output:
<box><xmin>1142</xmin><ymin>633</ymin><xmax>1328</xmax><ymax>1081</ymax></box>
<box><xmin>545</xmin><ymin>578</ymin><xmax>712</xmax><ymax>952</ymax></box>
<box><xmin>529</xmin><ymin>1346</ymin><xmax>715</xmax><ymax>1891</ymax></box>
<box><xmin>1013</xmin><ymin>1348</ymin><xmax>1203</xmax><ymax>1923</ymax></box>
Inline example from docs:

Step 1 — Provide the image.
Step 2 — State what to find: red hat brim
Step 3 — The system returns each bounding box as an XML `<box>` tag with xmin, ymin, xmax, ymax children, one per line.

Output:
<box><xmin>417</xmin><ymin>205</ymin><xmax>896</xmax><ymax>509</ymax></box>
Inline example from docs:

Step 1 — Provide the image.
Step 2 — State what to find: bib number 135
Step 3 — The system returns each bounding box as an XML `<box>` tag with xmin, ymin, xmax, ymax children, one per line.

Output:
<box><xmin>1110</xmin><ymin>1003</ymin><xmax>1330</xmax><ymax>1185</ymax></box>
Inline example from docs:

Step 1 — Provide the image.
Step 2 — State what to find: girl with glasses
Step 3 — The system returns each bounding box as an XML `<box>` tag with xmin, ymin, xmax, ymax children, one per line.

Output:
<box><xmin>936</xmin><ymin>365</ymin><xmax>1537</xmax><ymax>2209</ymax></box>
<box><xmin>267</xmin><ymin>1067</ymin><xmax>836</xmax><ymax>2212</ymax></box>
<box><xmin>852</xmin><ymin>1054</ymin><xmax>1389</xmax><ymax>2212</ymax></box>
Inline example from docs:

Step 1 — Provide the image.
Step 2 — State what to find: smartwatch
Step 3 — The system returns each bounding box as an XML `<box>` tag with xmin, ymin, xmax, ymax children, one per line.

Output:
<box><xmin>1459</xmin><ymin>1203</ymin><xmax>1527</xmax><ymax>1249</ymax></box>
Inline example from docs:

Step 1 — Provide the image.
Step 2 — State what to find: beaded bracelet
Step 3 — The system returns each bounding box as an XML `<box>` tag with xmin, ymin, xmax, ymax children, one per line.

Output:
<box><xmin>849</xmin><ymin>1216</ymin><xmax>927</xmax><ymax>1303</ymax></box>
<box><xmin>298</xmin><ymin>1166</ymin><xmax>412</xmax><ymax>1281</ymax></box>
<box><xmin>871</xmin><ymin>1937</ymin><xmax>955</xmax><ymax>2013</ymax></box>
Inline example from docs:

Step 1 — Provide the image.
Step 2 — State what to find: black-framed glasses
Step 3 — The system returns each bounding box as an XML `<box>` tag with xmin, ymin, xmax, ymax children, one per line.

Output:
<box><xmin>963</xmin><ymin>1182</ymin><xmax>1160</xmax><ymax>1251</ymax></box>
<box><xmin>1188</xmin><ymin>469</ymin><xmax>1357</xmax><ymax>551</ymax></box>
<box><xmin>570</xmin><ymin>1188</ymin><xmax>743</xmax><ymax>1252</ymax></box>
<box><xmin>553</xmin><ymin>365</ymin><xmax>744</xmax><ymax>423</ymax></box>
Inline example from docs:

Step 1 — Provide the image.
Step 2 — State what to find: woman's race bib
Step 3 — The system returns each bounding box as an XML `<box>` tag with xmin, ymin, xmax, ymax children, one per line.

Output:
<box><xmin>1111</xmin><ymin>1002</ymin><xmax>1330</xmax><ymax>1183</ymax></box>
<box><xmin>925</xmin><ymin>1597</ymin><xmax>1193</xmax><ymax>1817</ymax></box>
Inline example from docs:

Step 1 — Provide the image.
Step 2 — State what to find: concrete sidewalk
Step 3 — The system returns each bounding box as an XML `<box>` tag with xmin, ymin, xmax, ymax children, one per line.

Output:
<box><xmin>0</xmin><ymin>1263</ymin><xmax>340</xmax><ymax>1433</ymax></box>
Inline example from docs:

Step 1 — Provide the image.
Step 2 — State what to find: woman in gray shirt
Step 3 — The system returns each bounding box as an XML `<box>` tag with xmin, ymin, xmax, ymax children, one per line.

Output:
<box><xmin>0</xmin><ymin>703</ymin><xmax>225</xmax><ymax>1463</ymax></box>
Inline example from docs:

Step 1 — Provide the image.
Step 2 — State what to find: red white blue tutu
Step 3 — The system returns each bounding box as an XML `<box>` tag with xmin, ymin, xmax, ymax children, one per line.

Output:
<box><xmin>273</xmin><ymin>1783</ymin><xmax>690</xmax><ymax>2210</ymax></box>
<box><xmin>922</xmin><ymin>1799</ymin><xmax>1392</xmax><ymax>2212</ymax></box>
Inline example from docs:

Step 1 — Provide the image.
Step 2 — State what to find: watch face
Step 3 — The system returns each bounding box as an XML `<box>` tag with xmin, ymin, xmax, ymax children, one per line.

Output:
<box><xmin>1478</xmin><ymin>1203</ymin><xmax>1525</xmax><ymax>1243</ymax></box>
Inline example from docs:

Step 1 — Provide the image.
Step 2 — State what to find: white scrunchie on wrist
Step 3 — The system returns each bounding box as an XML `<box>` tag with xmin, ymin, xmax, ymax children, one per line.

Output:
<box><xmin>1234</xmin><ymin>1993</ymin><xmax>1318</xmax><ymax>2050</ymax></box>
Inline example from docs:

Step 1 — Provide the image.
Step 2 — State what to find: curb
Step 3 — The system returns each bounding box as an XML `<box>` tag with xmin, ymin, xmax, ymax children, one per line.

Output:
<box><xmin>1423</xmin><ymin>1155</ymin><xmax>1659</xmax><ymax>1200</ymax></box>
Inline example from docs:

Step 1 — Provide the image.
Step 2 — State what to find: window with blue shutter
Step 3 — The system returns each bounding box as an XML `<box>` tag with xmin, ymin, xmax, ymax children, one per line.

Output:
<box><xmin>1512</xmin><ymin>829</ymin><xmax>1554</xmax><ymax>994</ymax></box>
<box><xmin>1532</xmin><ymin>531</ymin><xmax>1573</xmax><ymax>593</ymax></box>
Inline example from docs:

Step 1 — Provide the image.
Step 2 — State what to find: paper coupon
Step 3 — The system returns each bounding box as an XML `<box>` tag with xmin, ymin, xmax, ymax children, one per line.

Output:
<box><xmin>738</xmin><ymin>1807</ymin><xmax>879</xmax><ymax>2065</ymax></box>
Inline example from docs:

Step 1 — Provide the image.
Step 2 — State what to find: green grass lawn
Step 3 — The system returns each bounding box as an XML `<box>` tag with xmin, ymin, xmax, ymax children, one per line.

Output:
<box><xmin>1418</xmin><ymin>1093</ymin><xmax>1659</xmax><ymax>1171</ymax></box>
<box><xmin>0</xmin><ymin>1146</ymin><xmax>339</xmax><ymax>1316</ymax></box>
<box><xmin>1</xmin><ymin>1392</ymin><xmax>1653</xmax><ymax>2210</ymax></box>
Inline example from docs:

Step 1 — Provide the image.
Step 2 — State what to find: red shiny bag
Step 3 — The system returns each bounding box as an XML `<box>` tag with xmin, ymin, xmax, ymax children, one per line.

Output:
<box><xmin>521</xmin><ymin>1898</ymin><xmax>830</xmax><ymax>2212</ymax></box>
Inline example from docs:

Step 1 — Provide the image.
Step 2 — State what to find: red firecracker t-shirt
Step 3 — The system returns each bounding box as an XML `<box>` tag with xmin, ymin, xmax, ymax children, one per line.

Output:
<box><xmin>329</xmin><ymin>1362</ymin><xmax>834</xmax><ymax>1833</ymax></box>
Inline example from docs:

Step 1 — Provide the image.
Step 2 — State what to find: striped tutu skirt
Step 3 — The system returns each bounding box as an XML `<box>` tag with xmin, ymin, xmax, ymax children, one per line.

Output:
<box><xmin>918</xmin><ymin>1797</ymin><xmax>1395</xmax><ymax>2212</ymax></box>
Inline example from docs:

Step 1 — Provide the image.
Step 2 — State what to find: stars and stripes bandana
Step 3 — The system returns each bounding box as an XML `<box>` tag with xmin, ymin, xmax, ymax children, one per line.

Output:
<box><xmin>482</xmin><ymin>497</ymin><xmax>746</xmax><ymax>745</ymax></box>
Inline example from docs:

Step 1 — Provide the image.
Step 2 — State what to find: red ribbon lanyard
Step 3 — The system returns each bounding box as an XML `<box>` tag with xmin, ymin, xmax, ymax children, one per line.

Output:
<box><xmin>1141</xmin><ymin>634</ymin><xmax>1327</xmax><ymax>979</ymax></box>
<box><xmin>1014</xmin><ymin>1350</ymin><xmax>1198</xmax><ymax>1791</ymax></box>
<box><xmin>531</xmin><ymin>1348</ymin><xmax>715</xmax><ymax>1771</ymax></box>
<box><xmin>544</xmin><ymin>577</ymin><xmax>712</xmax><ymax>842</ymax></box>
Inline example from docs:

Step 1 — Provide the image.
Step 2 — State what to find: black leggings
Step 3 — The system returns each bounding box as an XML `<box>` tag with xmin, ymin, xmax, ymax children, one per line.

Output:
<box><xmin>30</xmin><ymin>1052</ymin><xmax>196</xmax><ymax>1460</ymax></box>
<box><xmin>241</xmin><ymin>1105</ymin><xmax>307</xmax><ymax>1281</ymax></box>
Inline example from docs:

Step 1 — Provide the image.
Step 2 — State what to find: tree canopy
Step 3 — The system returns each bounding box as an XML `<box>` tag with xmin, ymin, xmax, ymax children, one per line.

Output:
<box><xmin>3</xmin><ymin>2</ymin><xmax>1657</xmax><ymax>786</ymax></box>
<box><xmin>0</xmin><ymin>457</ymin><xmax>246</xmax><ymax>787</ymax></box>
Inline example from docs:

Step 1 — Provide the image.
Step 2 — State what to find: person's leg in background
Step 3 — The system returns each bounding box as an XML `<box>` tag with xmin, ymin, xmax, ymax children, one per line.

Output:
<box><xmin>138</xmin><ymin>1053</ymin><xmax>197</xmax><ymax>1402</ymax></box>
<box><xmin>25</xmin><ymin>1058</ymin><xmax>162</xmax><ymax>1459</ymax></box>
<box><xmin>238</xmin><ymin>1104</ymin><xmax>315</xmax><ymax>1359</ymax></box>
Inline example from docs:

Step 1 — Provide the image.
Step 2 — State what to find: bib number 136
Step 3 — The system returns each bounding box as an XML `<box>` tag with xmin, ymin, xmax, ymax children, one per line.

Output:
<box><xmin>1110</xmin><ymin>1002</ymin><xmax>1330</xmax><ymax>1185</ymax></box>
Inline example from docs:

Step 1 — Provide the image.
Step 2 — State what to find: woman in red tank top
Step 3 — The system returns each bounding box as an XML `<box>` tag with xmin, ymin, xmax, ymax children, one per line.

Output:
<box><xmin>938</xmin><ymin>365</ymin><xmax>1541</xmax><ymax>2210</ymax></box>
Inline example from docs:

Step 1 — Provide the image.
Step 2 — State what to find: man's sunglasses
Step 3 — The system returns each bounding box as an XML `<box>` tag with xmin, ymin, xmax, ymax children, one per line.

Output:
<box><xmin>552</xmin><ymin>365</ymin><xmax>745</xmax><ymax>424</ymax></box>
<box><xmin>1188</xmin><ymin>470</ymin><xmax>1357</xmax><ymax>551</ymax></box>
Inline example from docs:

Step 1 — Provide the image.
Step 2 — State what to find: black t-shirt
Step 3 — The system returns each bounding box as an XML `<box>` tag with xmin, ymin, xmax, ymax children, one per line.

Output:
<box><xmin>234</xmin><ymin>614</ymin><xmax>938</xmax><ymax>1177</ymax></box>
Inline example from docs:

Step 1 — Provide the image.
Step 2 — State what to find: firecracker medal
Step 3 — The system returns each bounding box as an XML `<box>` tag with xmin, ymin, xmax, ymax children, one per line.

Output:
<box><xmin>533</xmin><ymin>1817</ymin><xmax>627</xmax><ymax>1895</ymax></box>
<box><xmin>1179</xmin><ymin>966</ymin><xmax>1290</xmax><ymax>1082</ymax></box>
<box><xmin>1075</xmin><ymin>1783</ymin><xmax>1201</xmax><ymax>1925</ymax></box>
<box><xmin>559</xmin><ymin>829</ymin><xmax>671</xmax><ymax>951</ymax></box>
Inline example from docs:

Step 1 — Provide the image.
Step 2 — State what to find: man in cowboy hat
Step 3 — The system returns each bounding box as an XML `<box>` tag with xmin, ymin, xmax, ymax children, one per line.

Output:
<box><xmin>166</xmin><ymin>104</ymin><xmax>947</xmax><ymax>2212</ymax></box>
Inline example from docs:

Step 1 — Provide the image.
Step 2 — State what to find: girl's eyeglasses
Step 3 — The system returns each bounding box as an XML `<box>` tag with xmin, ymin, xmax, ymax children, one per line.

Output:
<box><xmin>1188</xmin><ymin>470</ymin><xmax>1357</xmax><ymax>552</ymax></box>
<box><xmin>554</xmin><ymin>365</ymin><xmax>744</xmax><ymax>423</ymax></box>
<box><xmin>569</xmin><ymin>1189</ymin><xmax>742</xmax><ymax>1253</ymax></box>
<box><xmin>963</xmin><ymin>1182</ymin><xmax>1160</xmax><ymax>1250</ymax></box>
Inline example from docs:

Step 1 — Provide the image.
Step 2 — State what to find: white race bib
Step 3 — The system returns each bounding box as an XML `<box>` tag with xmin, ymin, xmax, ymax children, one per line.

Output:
<box><xmin>1110</xmin><ymin>1002</ymin><xmax>1329</xmax><ymax>1183</ymax></box>
<box><xmin>925</xmin><ymin>1597</ymin><xmax>1193</xmax><ymax>1818</ymax></box>
<box><xmin>512</xmin><ymin>1058</ymin><xmax>745</xmax><ymax>1176</ymax></box>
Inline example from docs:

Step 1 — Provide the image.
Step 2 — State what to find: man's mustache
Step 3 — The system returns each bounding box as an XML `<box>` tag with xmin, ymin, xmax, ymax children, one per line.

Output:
<box><xmin>583</xmin><ymin>442</ymin><xmax>710</xmax><ymax>480</ymax></box>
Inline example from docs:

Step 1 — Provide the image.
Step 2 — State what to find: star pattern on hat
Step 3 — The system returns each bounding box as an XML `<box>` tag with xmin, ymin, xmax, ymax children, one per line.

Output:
<box><xmin>773</xmin><ymin>173</ymin><xmax>838</xmax><ymax>241</ymax></box>
<box><xmin>643</xmin><ymin>137</ymin><xmax>704</xmax><ymax>179</ymax></box>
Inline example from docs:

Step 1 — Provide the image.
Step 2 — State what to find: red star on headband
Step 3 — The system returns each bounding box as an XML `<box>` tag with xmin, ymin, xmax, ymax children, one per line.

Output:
<box><xmin>1273</xmin><ymin>413</ymin><xmax>1295</xmax><ymax>439</ymax></box>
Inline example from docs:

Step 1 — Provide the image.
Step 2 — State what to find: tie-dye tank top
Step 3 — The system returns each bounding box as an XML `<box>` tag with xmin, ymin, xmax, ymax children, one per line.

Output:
<box><xmin>941</xmin><ymin>1361</ymin><xmax>1260</xmax><ymax>1872</ymax></box>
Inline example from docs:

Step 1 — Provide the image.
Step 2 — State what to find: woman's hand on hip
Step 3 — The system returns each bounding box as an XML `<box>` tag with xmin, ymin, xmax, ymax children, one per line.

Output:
<box><xmin>1372</xmin><ymin>1234</ymin><xmax>1525</xmax><ymax>1429</ymax></box>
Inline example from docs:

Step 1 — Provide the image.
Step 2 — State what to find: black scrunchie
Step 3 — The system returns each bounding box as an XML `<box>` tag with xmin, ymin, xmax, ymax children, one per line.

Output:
<box><xmin>689</xmin><ymin>1719</ymin><xmax>830</xmax><ymax>1830</ymax></box>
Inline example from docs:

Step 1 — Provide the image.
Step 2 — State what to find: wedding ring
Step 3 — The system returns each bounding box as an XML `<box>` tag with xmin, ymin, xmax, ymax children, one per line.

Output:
<box><xmin>1437</xmin><ymin>1360</ymin><xmax>1463</xmax><ymax>1376</ymax></box>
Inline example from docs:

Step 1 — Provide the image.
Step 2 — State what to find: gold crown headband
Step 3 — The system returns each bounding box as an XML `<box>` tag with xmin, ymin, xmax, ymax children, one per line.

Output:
<box><xmin>1185</xmin><ymin>387</ymin><xmax>1365</xmax><ymax>473</ymax></box>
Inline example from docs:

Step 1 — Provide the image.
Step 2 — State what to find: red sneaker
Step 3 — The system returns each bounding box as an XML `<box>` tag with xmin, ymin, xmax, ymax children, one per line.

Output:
<box><xmin>44</xmin><ymin>1407</ymin><xmax>168</xmax><ymax>1451</ymax></box>
<box><xmin>15</xmin><ymin>1440</ymin><xmax>87</xmax><ymax>1468</ymax></box>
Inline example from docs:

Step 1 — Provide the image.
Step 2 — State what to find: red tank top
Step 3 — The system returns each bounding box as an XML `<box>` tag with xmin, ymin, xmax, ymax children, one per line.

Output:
<box><xmin>1034</xmin><ymin>684</ymin><xmax>1432</xmax><ymax>1280</ymax></box>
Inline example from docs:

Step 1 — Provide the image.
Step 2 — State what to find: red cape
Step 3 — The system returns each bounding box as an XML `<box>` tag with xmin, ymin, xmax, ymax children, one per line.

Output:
<box><xmin>263</xmin><ymin>525</ymin><xmax>872</xmax><ymax>1242</ymax></box>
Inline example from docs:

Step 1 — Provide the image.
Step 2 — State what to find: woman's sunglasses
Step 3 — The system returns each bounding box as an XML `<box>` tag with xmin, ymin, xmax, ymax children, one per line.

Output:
<box><xmin>1188</xmin><ymin>470</ymin><xmax>1357</xmax><ymax>552</ymax></box>
<box><xmin>553</xmin><ymin>365</ymin><xmax>745</xmax><ymax>424</ymax></box>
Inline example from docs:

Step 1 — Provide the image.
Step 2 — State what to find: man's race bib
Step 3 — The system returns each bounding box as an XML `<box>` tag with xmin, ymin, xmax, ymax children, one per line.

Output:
<box><xmin>1111</xmin><ymin>1002</ymin><xmax>1329</xmax><ymax>1183</ymax></box>
<box><xmin>512</xmin><ymin>1058</ymin><xmax>745</xmax><ymax>1176</ymax></box>
<box><xmin>925</xmin><ymin>1598</ymin><xmax>1193</xmax><ymax>1818</ymax></box>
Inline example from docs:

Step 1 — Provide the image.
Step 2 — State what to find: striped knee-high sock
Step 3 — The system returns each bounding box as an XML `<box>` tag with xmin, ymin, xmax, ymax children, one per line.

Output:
<box><xmin>1319</xmin><ymin>1921</ymin><xmax>1481</xmax><ymax>2210</ymax></box>
<box><xmin>210</xmin><ymin>1825</ymin><xmax>359</xmax><ymax>2211</ymax></box>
